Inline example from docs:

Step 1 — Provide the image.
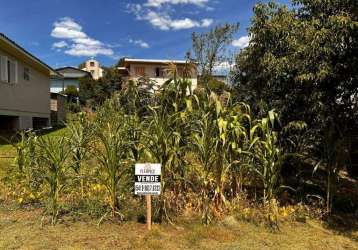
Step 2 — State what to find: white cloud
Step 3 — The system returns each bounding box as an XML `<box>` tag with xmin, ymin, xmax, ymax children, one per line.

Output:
<box><xmin>201</xmin><ymin>18</ymin><xmax>213</xmax><ymax>27</ymax></box>
<box><xmin>232</xmin><ymin>35</ymin><xmax>250</xmax><ymax>49</ymax></box>
<box><xmin>51</xmin><ymin>17</ymin><xmax>114</xmax><ymax>57</ymax></box>
<box><xmin>133</xmin><ymin>9</ymin><xmax>213</xmax><ymax>30</ymax></box>
<box><xmin>52</xmin><ymin>41</ymin><xmax>68</xmax><ymax>49</ymax></box>
<box><xmin>213</xmin><ymin>61</ymin><xmax>235</xmax><ymax>75</ymax></box>
<box><xmin>51</xmin><ymin>17</ymin><xmax>86</xmax><ymax>39</ymax></box>
<box><xmin>170</xmin><ymin>18</ymin><xmax>200</xmax><ymax>29</ymax></box>
<box><xmin>130</xmin><ymin>39</ymin><xmax>150</xmax><ymax>48</ymax></box>
<box><xmin>145</xmin><ymin>0</ymin><xmax>209</xmax><ymax>8</ymax></box>
<box><xmin>72</xmin><ymin>37</ymin><xmax>102</xmax><ymax>46</ymax></box>
<box><xmin>65</xmin><ymin>43</ymin><xmax>113</xmax><ymax>57</ymax></box>
<box><xmin>107</xmin><ymin>43</ymin><xmax>122</xmax><ymax>48</ymax></box>
<box><xmin>127</xmin><ymin>0</ymin><xmax>213</xmax><ymax>31</ymax></box>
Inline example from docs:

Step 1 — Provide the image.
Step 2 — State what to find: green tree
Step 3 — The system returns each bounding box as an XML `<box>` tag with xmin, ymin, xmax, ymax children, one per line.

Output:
<box><xmin>234</xmin><ymin>0</ymin><xmax>358</xmax><ymax>212</ymax></box>
<box><xmin>192</xmin><ymin>23</ymin><xmax>239</xmax><ymax>81</ymax></box>
<box><xmin>64</xmin><ymin>85</ymin><xmax>79</xmax><ymax>99</ymax></box>
<box><xmin>79</xmin><ymin>67</ymin><xmax>122</xmax><ymax>106</ymax></box>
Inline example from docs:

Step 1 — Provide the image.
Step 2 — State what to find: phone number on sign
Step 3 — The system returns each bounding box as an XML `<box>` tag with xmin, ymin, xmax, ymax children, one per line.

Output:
<box><xmin>135</xmin><ymin>183</ymin><xmax>161</xmax><ymax>195</ymax></box>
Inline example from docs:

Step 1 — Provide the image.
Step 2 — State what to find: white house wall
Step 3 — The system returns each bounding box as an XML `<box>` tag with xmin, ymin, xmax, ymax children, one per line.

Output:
<box><xmin>127</xmin><ymin>63</ymin><xmax>198</xmax><ymax>90</ymax></box>
<box><xmin>0</xmin><ymin>48</ymin><xmax>50</xmax><ymax>128</ymax></box>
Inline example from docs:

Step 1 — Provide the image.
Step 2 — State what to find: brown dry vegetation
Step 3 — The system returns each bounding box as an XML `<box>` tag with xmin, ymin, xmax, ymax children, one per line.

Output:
<box><xmin>0</xmin><ymin>206</ymin><xmax>357</xmax><ymax>250</ymax></box>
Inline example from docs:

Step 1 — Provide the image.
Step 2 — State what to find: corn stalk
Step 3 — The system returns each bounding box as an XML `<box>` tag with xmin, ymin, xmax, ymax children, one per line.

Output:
<box><xmin>93</xmin><ymin>108</ymin><xmax>133</xmax><ymax>218</ymax></box>
<box><xmin>36</xmin><ymin>136</ymin><xmax>71</xmax><ymax>224</ymax></box>
<box><xmin>67</xmin><ymin>112</ymin><xmax>93</xmax><ymax>197</ymax></box>
<box><xmin>249</xmin><ymin>110</ymin><xmax>284</xmax><ymax>204</ymax></box>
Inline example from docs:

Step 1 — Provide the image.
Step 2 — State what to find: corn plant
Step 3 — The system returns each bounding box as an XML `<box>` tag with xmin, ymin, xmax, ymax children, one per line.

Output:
<box><xmin>189</xmin><ymin>92</ymin><xmax>233</xmax><ymax>223</ymax></box>
<box><xmin>67</xmin><ymin>113</ymin><xmax>93</xmax><ymax>172</ymax></box>
<box><xmin>10</xmin><ymin>131</ymin><xmax>29</xmax><ymax>172</ymax></box>
<box><xmin>143</xmin><ymin>106</ymin><xmax>180</xmax><ymax>222</ymax></box>
<box><xmin>190</xmin><ymin>111</ymin><xmax>218</xmax><ymax>224</ymax></box>
<box><xmin>66</xmin><ymin>112</ymin><xmax>93</xmax><ymax>197</ymax></box>
<box><xmin>6</xmin><ymin>131</ymin><xmax>42</xmax><ymax>196</ymax></box>
<box><xmin>249</xmin><ymin>110</ymin><xmax>284</xmax><ymax>204</ymax></box>
<box><xmin>143</xmin><ymin>77</ymin><xmax>193</xmax><ymax>222</ymax></box>
<box><xmin>226</xmin><ymin>103</ymin><xmax>252</xmax><ymax>197</ymax></box>
<box><xmin>36</xmin><ymin>136</ymin><xmax>71</xmax><ymax>224</ymax></box>
<box><xmin>211</xmin><ymin>93</ymin><xmax>231</xmax><ymax>208</ymax></box>
<box><xmin>93</xmin><ymin>107</ymin><xmax>133</xmax><ymax>218</ymax></box>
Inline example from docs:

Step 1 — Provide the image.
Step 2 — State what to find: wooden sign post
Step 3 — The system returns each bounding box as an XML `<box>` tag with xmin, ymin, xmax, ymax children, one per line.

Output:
<box><xmin>135</xmin><ymin>163</ymin><xmax>161</xmax><ymax>231</ymax></box>
<box><xmin>146</xmin><ymin>195</ymin><xmax>152</xmax><ymax>230</ymax></box>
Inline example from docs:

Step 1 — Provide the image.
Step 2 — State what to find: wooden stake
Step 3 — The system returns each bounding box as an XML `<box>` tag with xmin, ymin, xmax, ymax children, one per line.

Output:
<box><xmin>146</xmin><ymin>194</ymin><xmax>152</xmax><ymax>230</ymax></box>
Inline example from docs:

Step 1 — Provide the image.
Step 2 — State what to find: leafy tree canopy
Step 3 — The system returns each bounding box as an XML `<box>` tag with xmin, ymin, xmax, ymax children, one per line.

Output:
<box><xmin>192</xmin><ymin>23</ymin><xmax>239</xmax><ymax>80</ymax></box>
<box><xmin>79</xmin><ymin>67</ymin><xmax>122</xmax><ymax>106</ymax></box>
<box><xmin>234</xmin><ymin>0</ymin><xmax>357</xmax><ymax>132</ymax></box>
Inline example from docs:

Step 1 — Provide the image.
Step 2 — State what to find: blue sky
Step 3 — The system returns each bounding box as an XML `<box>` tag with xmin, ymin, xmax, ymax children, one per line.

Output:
<box><xmin>0</xmin><ymin>0</ymin><xmax>290</xmax><ymax>68</ymax></box>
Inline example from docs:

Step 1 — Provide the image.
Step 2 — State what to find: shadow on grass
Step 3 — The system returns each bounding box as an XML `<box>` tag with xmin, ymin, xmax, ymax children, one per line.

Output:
<box><xmin>0</xmin><ymin>125</ymin><xmax>66</xmax><ymax>146</ymax></box>
<box><xmin>323</xmin><ymin>213</ymin><xmax>358</xmax><ymax>241</ymax></box>
<box><xmin>322</xmin><ymin>173</ymin><xmax>358</xmax><ymax>241</ymax></box>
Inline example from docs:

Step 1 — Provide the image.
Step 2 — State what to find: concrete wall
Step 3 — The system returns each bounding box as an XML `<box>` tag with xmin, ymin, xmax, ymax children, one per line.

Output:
<box><xmin>0</xmin><ymin>48</ymin><xmax>50</xmax><ymax>129</ymax></box>
<box><xmin>50</xmin><ymin>95</ymin><xmax>66</xmax><ymax>125</ymax></box>
<box><xmin>127</xmin><ymin>63</ymin><xmax>198</xmax><ymax>90</ymax></box>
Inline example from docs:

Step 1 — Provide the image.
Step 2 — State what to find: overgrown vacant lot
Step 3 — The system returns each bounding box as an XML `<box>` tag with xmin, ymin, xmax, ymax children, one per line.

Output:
<box><xmin>0</xmin><ymin>207</ymin><xmax>357</xmax><ymax>250</ymax></box>
<box><xmin>0</xmin><ymin>124</ymin><xmax>357</xmax><ymax>249</ymax></box>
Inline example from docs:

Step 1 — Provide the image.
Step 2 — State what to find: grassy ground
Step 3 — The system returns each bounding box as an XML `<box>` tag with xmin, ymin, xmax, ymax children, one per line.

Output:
<box><xmin>0</xmin><ymin>128</ymin><xmax>68</xmax><ymax>177</ymax></box>
<box><xmin>0</xmin><ymin>207</ymin><xmax>357</xmax><ymax>250</ymax></box>
<box><xmin>0</xmin><ymin>127</ymin><xmax>67</xmax><ymax>156</ymax></box>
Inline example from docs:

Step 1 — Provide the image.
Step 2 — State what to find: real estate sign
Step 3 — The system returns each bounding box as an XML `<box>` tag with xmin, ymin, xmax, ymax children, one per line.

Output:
<box><xmin>135</xmin><ymin>163</ymin><xmax>161</xmax><ymax>195</ymax></box>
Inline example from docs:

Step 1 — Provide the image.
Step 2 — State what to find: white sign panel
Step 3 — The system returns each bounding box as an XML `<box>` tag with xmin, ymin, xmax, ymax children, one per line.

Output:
<box><xmin>135</xmin><ymin>163</ymin><xmax>161</xmax><ymax>195</ymax></box>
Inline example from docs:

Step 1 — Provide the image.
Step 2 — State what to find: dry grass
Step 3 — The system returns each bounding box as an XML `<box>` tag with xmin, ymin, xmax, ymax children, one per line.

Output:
<box><xmin>0</xmin><ymin>207</ymin><xmax>356</xmax><ymax>250</ymax></box>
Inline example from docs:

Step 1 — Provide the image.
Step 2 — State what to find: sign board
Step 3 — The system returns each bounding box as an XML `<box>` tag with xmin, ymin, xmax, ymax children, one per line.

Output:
<box><xmin>135</xmin><ymin>163</ymin><xmax>161</xmax><ymax>195</ymax></box>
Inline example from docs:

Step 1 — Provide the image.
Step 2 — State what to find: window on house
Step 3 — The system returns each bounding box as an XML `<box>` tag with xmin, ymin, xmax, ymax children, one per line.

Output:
<box><xmin>0</xmin><ymin>56</ymin><xmax>6</xmax><ymax>82</ymax></box>
<box><xmin>155</xmin><ymin>67</ymin><xmax>164</xmax><ymax>77</ymax></box>
<box><xmin>24</xmin><ymin>67</ymin><xmax>30</xmax><ymax>81</ymax></box>
<box><xmin>7</xmin><ymin>59</ymin><xmax>17</xmax><ymax>84</ymax></box>
<box><xmin>177</xmin><ymin>67</ymin><xmax>184</xmax><ymax>77</ymax></box>
<box><xmin>90</xmin><ymin>61</ymin><xmax>95</xmax><ymax>67</ymax></box>
<box><xmin>135</xmin><ymin>66</ymin><xmax>145</xmax><ymax>76</ymax></box>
